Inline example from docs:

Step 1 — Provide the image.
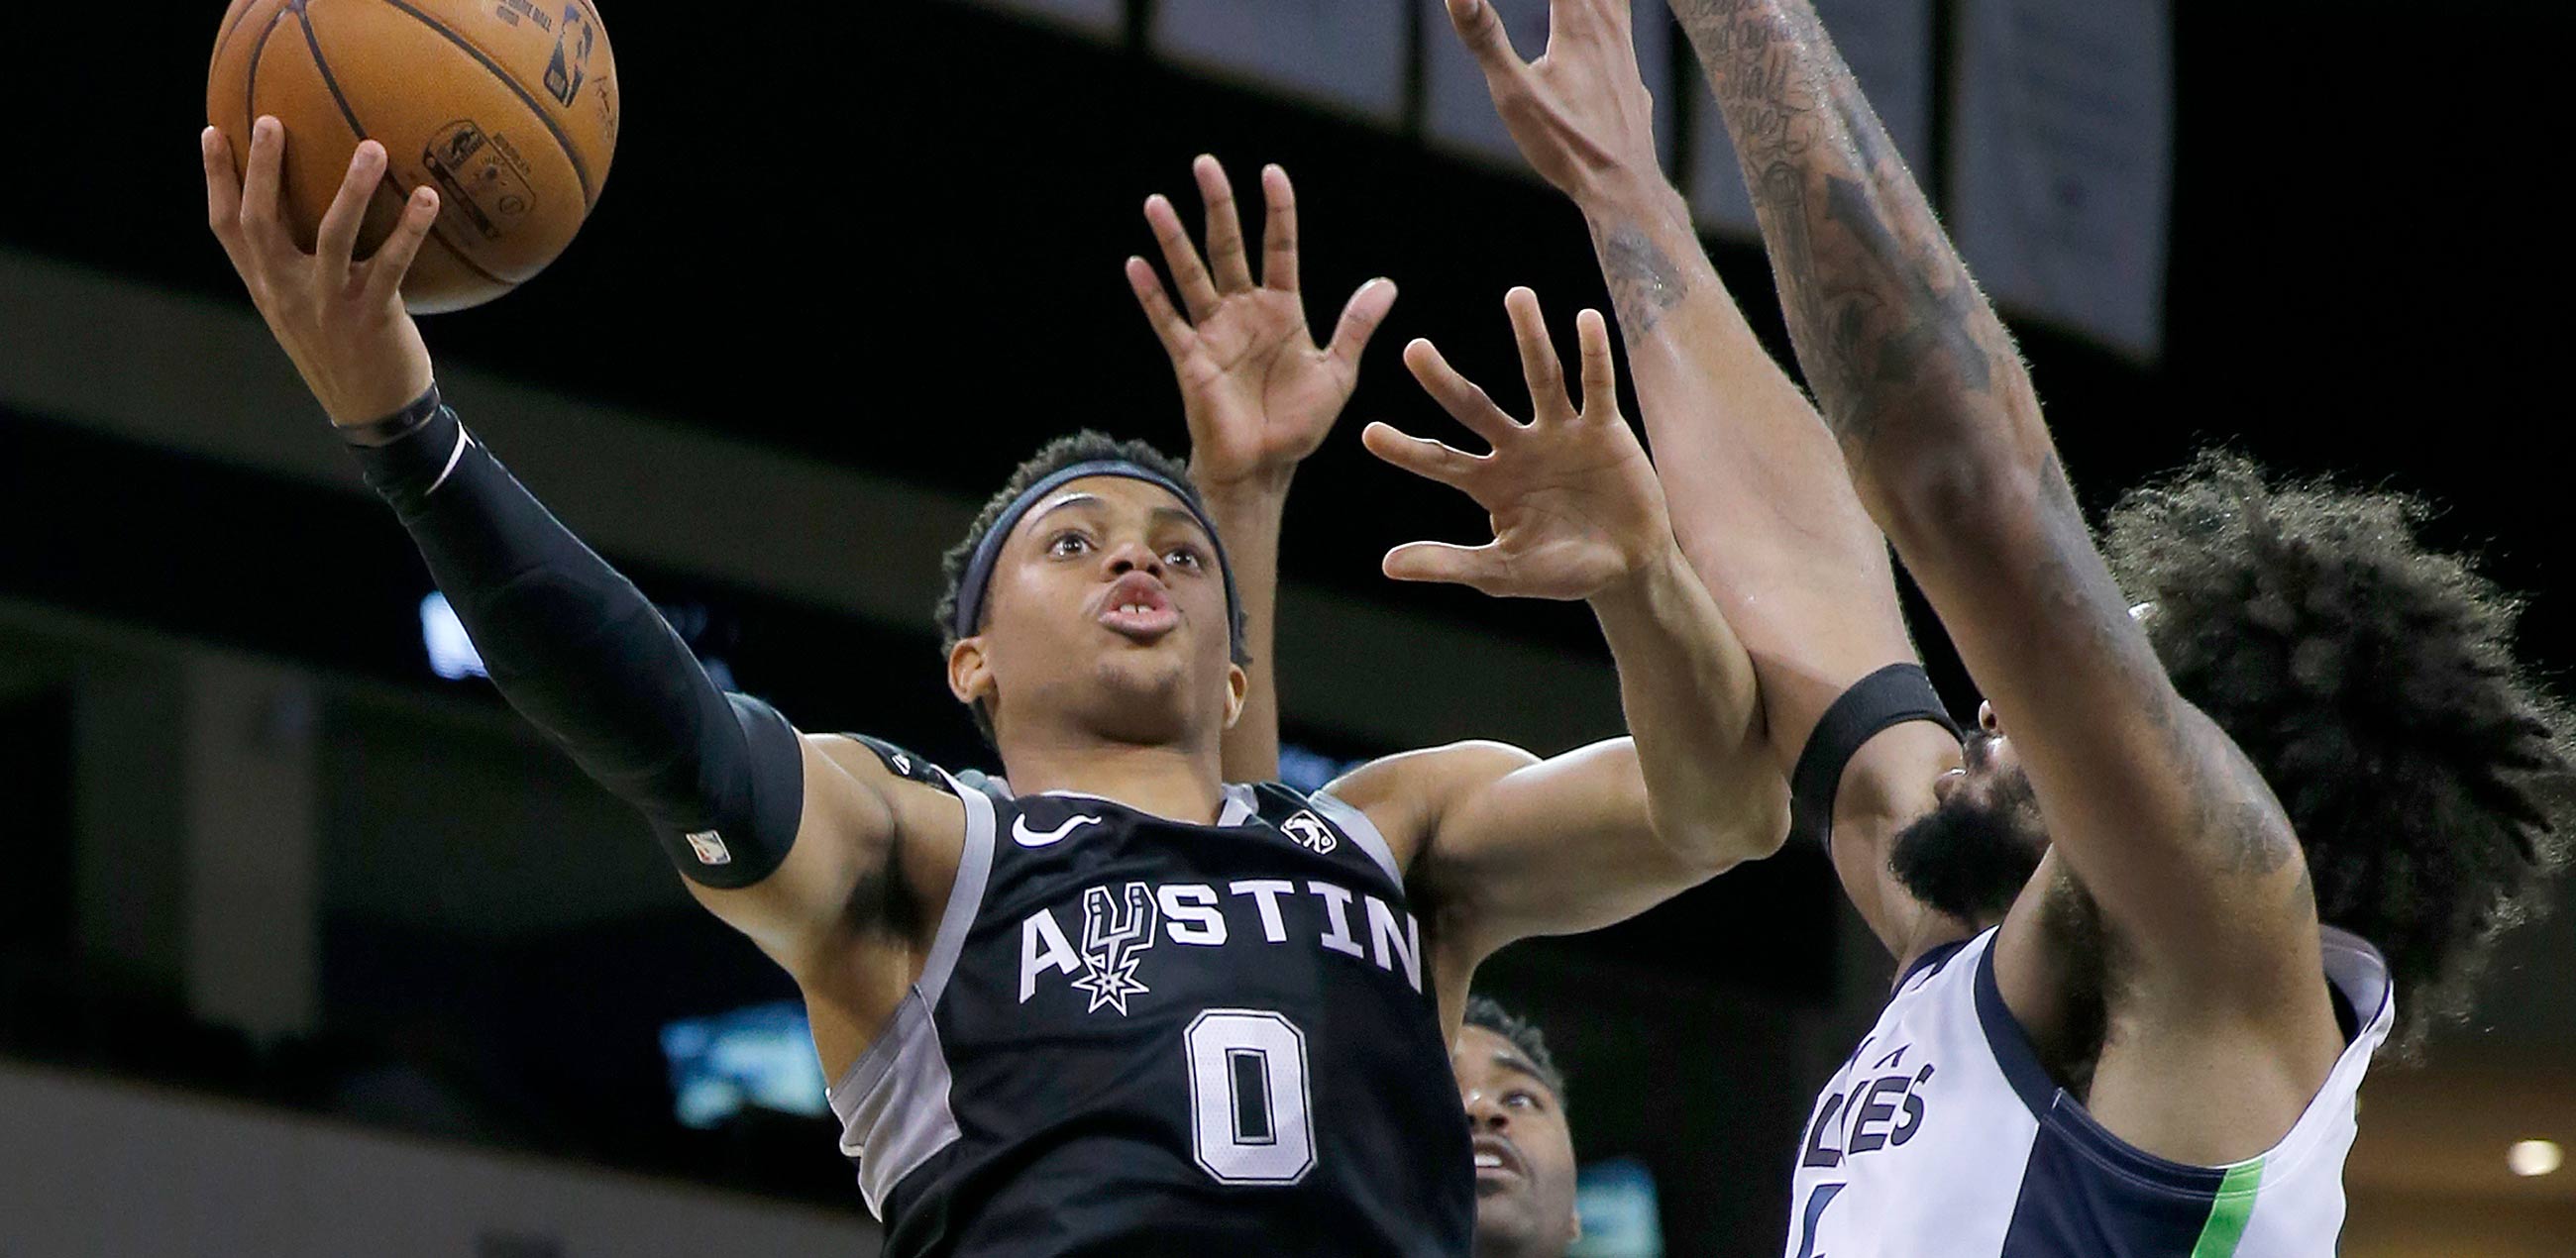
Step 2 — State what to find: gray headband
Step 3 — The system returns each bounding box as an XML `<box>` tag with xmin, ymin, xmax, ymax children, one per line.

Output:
<box><xmin>950</xmin><ymin>459</ymin><xmax>1247</xmax><ymax>663</ymax></box>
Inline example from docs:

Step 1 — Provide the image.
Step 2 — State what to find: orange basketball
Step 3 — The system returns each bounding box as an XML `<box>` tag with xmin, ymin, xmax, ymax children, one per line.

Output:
<box><xmin>207</xmin><ymin>0</ymin><xmax>619</xmax><ymax>314</ymax></box>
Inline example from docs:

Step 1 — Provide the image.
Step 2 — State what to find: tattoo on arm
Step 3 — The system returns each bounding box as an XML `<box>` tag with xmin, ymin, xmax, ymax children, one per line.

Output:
<box><xmin>1597</xmin><ymin>224</ymin><xmax>1689</xmax><ymax>335</ymax></box>
<box><xmin>1675</xmin><ymin>0</ymin><xmax>2010</xmax><ymax>460</ymax></box>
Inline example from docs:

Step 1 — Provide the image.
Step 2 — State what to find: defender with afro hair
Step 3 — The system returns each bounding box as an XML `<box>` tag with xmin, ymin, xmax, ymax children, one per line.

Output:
<box><xmin>2104</xmin><ymin>453</ymin><xmax>2573</xmax><ymax>1049</ymax></box>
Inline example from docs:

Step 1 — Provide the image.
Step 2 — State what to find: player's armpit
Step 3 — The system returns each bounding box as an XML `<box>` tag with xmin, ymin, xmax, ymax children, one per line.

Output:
<box><xmin>689</xmin><ymin>734</ymin><xmax>966</xmax><ymax>984</ymax></box>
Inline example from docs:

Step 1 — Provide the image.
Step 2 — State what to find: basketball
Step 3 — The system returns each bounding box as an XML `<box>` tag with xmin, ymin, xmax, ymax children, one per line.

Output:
<box><xmin>205</xmin><ymin>0</ymin><xmax>618</xmax><ymax>314</ymax></box>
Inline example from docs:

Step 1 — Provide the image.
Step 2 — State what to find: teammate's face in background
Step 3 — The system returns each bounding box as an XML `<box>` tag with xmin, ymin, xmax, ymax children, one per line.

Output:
<box><xmin>966</xmin><ymin>476</ymin><xmax>1242</xmax><ymax>750</ymax></box>
<box><xmin>1888</xmin><ymin>705</ymin><xmax>2050</xmax><ymax>925</ymax></box>
<box><xmin>1453</xmin><ymin>1025</ymin><xmax>1579</xmax><ymax>1258</ymax></box>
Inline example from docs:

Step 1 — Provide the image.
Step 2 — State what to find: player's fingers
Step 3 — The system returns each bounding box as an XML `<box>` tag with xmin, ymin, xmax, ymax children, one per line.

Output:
<box><xmin>1503</xmin><ymin>287</ymin><xmax>1569</xmax><ymax>421</ymax></box>
<box><xmin>362</xmin><ymin>183</ymin><xmax>440</xmax><ymax>307</ymax></box>
<box><xmin>1383</xmin><ymin>540</ymin><xmax>1506</xmax><ymax>593</ymax></box>
<box><xmin>1446</xmin><ymin>0</ymin><xmax>1530</xmax><ymax>81</ymax></box>
<box><xmin>201</xmin><ymin>127</ymin><xmax>245</xmax><ymax>241</ymax></box>
<box><xmin>1143</xmin><ymin>192</ymin><xmax>1221</xmax><ymax>322</ymax></box>
<box><xmin>1125</xmin><ymin>256</ymin><xmax>1195</xmax><ymax>359</ymax></box>
<box><xmin>1324</xmin><ymin>277</ymin><xmax>1398</xmax><ymax>371</ymax></box>
<box><xmin>1195</xmin><ymin>156</ymin><xmax>1254</xmax><ymax>294</ymax></box>
<box><xmin>314</xmin><ymin>140</ymin><xmax>387</xmax><ymax>279</ymax></box>
<box><xmin>1574</xmin><ymin>308</ymin><xmax>1621</xmax><ymax>421</ymax></box>
<box><xmin>1402</xmin><ymin>338</ymin><xmax>1521</xmax><ymax>449</ymax></box>
<box><xmin>1259</xmin><ymin>163</ymin><xmax>1300</xmax><ymax>293</ymax></box>
<box><xmin>239</xmin><ymin>115</ymin><xmax>294</xmax><ymax>259</ymax></box>
<box><xmin>1362</xmin><ymin>420</ymin><xmax>1487</xmax><ymax>492</ymax></box>
<box><xmin>200</xmin><ymin>127</ymin><xmax>264</xmax><ymax>284</ymax></box>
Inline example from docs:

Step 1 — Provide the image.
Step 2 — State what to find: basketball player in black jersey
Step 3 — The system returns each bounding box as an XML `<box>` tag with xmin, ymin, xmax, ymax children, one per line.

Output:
<box><xmin>1122</xmin><ymin>175</ymin><xmax>1582</xmax><ymax>1258</ymax></box>
<box><xmin>202</xmin><ymin>116</ymin><xmax>1787</xmax><ymax>1253</ymax></box>
<box><xmin>1446</xmin><ymin>1</ymin><xmax>2570</xmax><ymax>1251</ymax></box>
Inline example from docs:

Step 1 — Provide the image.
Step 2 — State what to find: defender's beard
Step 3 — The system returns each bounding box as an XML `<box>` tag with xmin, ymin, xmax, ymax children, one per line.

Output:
<box><xmin>1887</xmin><ymin>763</ymin><xmax>2048</xmax><ymax>925</ymax></box>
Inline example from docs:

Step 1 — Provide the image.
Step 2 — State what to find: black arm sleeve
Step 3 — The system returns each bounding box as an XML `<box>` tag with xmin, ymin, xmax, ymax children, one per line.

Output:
<box><xmin>1790</xmin><ymin>663</ymin><xmax>1961</xmax><ymax>854</ymax></box>
<box><xmin>345</xmin><ymin>384</ymin><xmax>804</xmax><ymax>889</ymax></box>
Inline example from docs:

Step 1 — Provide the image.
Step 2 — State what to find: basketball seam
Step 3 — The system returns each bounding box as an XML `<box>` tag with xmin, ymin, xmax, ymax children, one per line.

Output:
<box><xmin>212</xmin><ymin>0</ymin><xmax>273</xmax><ymax>76</ymax></box>
<box><xmin>243</xmin><ymin>5</ymin><xmax>295</xmax><ymax>162</ymax></box>
<box><xmin>289</xmin><ymin>2</ymin><xmax>520</xmax><ymax>294</ymax></box>
<box><xmin>368</xmin><ymin>0</ymin><xmax>598</xmax><ymax>208</ymax></box>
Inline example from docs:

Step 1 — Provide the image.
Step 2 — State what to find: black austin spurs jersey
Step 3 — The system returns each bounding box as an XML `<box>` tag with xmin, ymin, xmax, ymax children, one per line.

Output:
<box><xmin>826</xmin><ymin>738</ymin><xmax>1473</xmax><ymax>1257</ymax></box>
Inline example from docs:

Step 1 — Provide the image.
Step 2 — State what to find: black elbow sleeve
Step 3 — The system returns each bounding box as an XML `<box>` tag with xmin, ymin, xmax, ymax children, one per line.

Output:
<box><xmin>653</xmin><ymin>691</ymin><xmax>805</xmax><ymax>890</ymax></box>
<box><xmin>1792</xmin><ymin>663</ymin><xmax>1962</xmax><ymax>852</ymax></box>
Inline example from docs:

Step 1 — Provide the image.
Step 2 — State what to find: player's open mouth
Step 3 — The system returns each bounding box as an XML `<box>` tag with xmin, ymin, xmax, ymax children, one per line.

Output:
<box><xmin>1096</xmin><ymin>573</ymin><xmax>1180</xmax><ymax>641</ymax></box>
<box><xmin>1470</xmin><ymin>1135</ymin><xmax>1525</xmax><ymax>1184</ymax></box>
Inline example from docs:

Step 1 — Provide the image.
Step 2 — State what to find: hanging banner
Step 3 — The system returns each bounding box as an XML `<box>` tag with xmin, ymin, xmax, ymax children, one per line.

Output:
<box><xmin>1154</xmin><ymin>0</ymin><xmax>1411</xmax><ymax>123</ymax></box>
<box><xmin>965</xmin><ymin>0</ymin><xmax>1124</xmax><ymax>40</ymax></box>
<box><xmin>1949</xmin><ymin>0</ymin><xmax>2173</xmax><ymax>357</ymax></box>
<box><xmin>1425</xmin><ymin>0</ymin><xmax>1677</xmax><ymax>175</ymax></box>
<box><xmin>1685</xmin><ymin>0</ymin><xmax>1935</xmax><ymax>238</ymax></box>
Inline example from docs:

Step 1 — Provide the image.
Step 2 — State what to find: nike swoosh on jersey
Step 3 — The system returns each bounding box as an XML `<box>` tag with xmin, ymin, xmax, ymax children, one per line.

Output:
<box><xmin>1012</xmin><ymin>814</ymin><xmax>1101</xmax><ymax>848</ymax></box>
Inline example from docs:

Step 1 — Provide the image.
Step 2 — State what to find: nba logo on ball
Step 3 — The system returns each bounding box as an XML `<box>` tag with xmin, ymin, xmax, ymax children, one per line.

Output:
<box><xmin>547</xmin><ymin>6</ymin><xmax>597</xmax><ymax>106</ymax></box>
<box><xmin>685</xmin><ymin>830</ymin><xmax>733</xmax><ymax>866</ymax></box>
<box><xmin>1281</xmin><ymin>812</ymin><xmax>1337</xmax><ymax>855</ymax></box>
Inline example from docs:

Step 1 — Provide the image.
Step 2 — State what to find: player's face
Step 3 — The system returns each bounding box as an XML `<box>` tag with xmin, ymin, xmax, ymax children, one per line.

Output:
<box><xmin>1889</xmin><ymin>702</ymin><xmax>2050</xmax><ymax>924</ymax></box>
<box><xmin>965</xmin><ymin>476</ymin><xmax>1242</xmax><ymax>747</ymax></box>
<box><xmin>1453</xmin><ymin>1025</ymin><xmax>1579</xmax><ymax>1258</ymax></box>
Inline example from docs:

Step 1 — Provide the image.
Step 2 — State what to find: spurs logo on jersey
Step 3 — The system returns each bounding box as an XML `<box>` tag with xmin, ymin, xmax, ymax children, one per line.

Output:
<box><xmin>1280</xmin><ymin>809</ymin><xmax>1337</xmax><ymax>854</ymax></box>
<box><xmin>1072</xmin><ymin>883</ymin><xmax>1158</xmax><ymax>1014</ymax></box>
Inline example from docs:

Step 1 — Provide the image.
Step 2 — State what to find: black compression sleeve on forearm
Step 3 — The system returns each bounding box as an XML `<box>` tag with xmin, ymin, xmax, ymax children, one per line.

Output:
<box><xmin>344</xmin><ymin>384</ymin><xmax>804</xmax><ymax>890</ymax></box>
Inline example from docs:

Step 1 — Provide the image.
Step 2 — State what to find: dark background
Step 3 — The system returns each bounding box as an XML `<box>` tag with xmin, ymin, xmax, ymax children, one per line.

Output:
<box><xmin>11</xmin><ymin>0</ymin><xmax>2568</xmax><ymax>698</ymax></box>
<box><xmin>2</xmin><ymin>1</ymin><xmax>2570</xmax><ymax>1254</ymax></box>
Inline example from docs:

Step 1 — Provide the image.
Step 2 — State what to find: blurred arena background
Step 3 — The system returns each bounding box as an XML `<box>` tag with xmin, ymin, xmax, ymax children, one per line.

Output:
<box><xmin>1</xmin><ymin>1</ymin><xmax>2569</xmax><ymax>1254</ymax></box>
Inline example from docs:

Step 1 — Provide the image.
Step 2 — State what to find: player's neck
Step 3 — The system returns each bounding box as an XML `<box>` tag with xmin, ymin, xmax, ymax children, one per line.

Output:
<box><xmin>998</xmin><ymin>732</ymin><xmax>1228</xmax><ymax>825</ymax></box>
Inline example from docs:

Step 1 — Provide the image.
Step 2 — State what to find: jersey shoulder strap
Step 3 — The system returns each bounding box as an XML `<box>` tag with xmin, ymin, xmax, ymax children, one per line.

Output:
<box><xmin>1243</xmin><ymin>781</ymin><xmax>1406</xmax><ymax>887</ymax></box>
<box><xmin>839</xmin><ymin>733</ymin><xmax>1014</xmax><ymax>803</ymax></box>
<box><xmin>839</xmin><ymin>733</ymin><xmax>956</xmax><ymax>791</ymax></box>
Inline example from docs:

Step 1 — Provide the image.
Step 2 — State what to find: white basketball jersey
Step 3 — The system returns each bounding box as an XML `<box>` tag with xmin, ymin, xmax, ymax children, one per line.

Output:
<box><xmin>1784</xmin><ymin>926</ymin><xmax>2393</xmax><ymax>1258</ymax></box>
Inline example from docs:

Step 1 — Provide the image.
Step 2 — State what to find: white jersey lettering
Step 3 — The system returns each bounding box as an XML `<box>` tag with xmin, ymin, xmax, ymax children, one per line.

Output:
<box><xmin>1157</xmin><ymin>884</ymin><xmax>1229</xmax><ymax>946</ymax></box>
<box><xmin>1019</xmin><ymin>907</ymin><xmax>1081</xmax><ymax>1002</ymax></box>
<box><xmin>1363</xmin><ymin>894</ymin><xmax>1422</xmax><ymax>993</ymax></box>
<box><xmin>1308</xmin><ymin>882</ymin><xmax>1365</xmax><ymax>958</ymax></box>
<box><xmin>1229</xmin><ymin>879</ymin><xmax>1295</xmax><ymax>942</ymax></box>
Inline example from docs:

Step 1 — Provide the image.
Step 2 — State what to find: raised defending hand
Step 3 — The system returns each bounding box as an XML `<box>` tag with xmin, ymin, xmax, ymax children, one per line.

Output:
<box><xmin>1368</xmin><ymin>288</ymin><xmax>1674</xmax><ymax>601</ymax></box>
<box><xmin>1445</xmin><ymin>0</ymin><xmax>1664</xmax><ymax>203</ymax></box>
<box><xmin>1127</xmin><ymin>157</ymin><xmax>1398</xmax><ymax>491</ymax></box>
<box><xmin>202</xmin><ymin>117</ymin><xmax>441</xmax><ymax>427</ymax></box>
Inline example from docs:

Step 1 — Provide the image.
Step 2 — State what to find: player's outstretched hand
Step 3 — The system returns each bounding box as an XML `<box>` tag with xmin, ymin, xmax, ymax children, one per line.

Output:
<box><xmin>1127</xmin><ymin>157</ymin><xmax>1397</xmax><ymax>493</ymax></box>
<box><xmin>1368</xmin><ymin>287</ymin><xmax>1674</xmax><ymax>601</ymax></box>
<box><xmin>202</xmin><ymin>116</ymin><xmax>441</xmax><ymax>427</ymax></box>
<box><xmin>1445</xmin><ymin>0</ymin><xmax>1664</xmax><ymax>203</ymax></box>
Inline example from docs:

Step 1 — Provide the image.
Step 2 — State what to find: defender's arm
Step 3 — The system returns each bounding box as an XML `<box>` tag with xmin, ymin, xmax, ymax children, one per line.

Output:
<box><xmin>1676</xmin><ymin>1</ymin><xmax>2326</xmax><ymax>1008</ymax></box>
<box><xmin>1445</xmin><ymin>0</ymin><xmax>1966</xmax><ymax>961</ymax></box>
